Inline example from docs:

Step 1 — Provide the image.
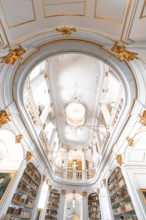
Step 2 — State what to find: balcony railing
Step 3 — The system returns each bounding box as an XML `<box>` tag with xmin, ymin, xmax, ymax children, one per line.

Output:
<box><xmin>53</xmin><ymin>165</ymin><xmax>97</xmax><ymax>183</ymax></box>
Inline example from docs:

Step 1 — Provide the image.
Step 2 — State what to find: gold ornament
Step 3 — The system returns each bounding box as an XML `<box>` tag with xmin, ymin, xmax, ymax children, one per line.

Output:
<box><xmin>15</xmin><ymin>134</ymin><xmax>23</xmax><ymax>144</ymax></box>
<box><xmin>1</xmin><ymin>46</ymin><xmax>26</xmax><ymax>65</ymax></box>
<box><xmin>102</xmin><ymin>179</ymin><xmax>106</xmax><ymax>187</ymax></box>
<box><xmin>61</xmin><ymin>189</ymin><xmax>66</xmax><ymax>195</ymax></box>
<box><xmin>25</xmin><ymin>151</ymin><xmax>32</xmax><ymax>162</ymax></box>
<box><xmin>115</xmin><ymin>154</ymin><xmax>122</xmax><ymax>166</ymax></box>
<box><xmin>56</xmin><ymin>26</ymin><xmax>76</xmax><ymax>37</ymax></box>
<box><xmin>139</xmin><ymin>110</ymin><xmax>146</xmax><ymax>126</ymax></box>
<box><xmin>49</xmin><ymin>185</ymin><xmax>52</xmax><ymax>190</ymax></box>
<box><xmin>0</xmin><ymin>110</ymin><xmax>11</xmax><ymax>127</ymax></box>
<box><xmin>42</xmin><ymin>175</ymin><xmax>46</xmax><ymax>182</ymax></box>
<box><xmin>82</xmin><ymin>191</ymin><xmax>87</xmax><ymax>198</ymax></box>
<box><xmin>111</xmin><ymin>43</ymin><xmax>138</xmax><ymax>62</ymax></box>
<box><xmin>126</xmin><ymin>137</ymin><xmax>134</xmax><ymax>146</ymax></box>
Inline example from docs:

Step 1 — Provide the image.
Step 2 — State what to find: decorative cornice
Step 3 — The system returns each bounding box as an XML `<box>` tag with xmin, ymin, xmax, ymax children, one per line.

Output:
<box><xmin>0</xmin><ymin>110</ymin><xmax>11</xmax><ymax>127</ymax></box>
<box><xmin>111</xmin><ymin>43</ymin><xmax>138</xmax><ymax>62</ymax></box>
<box><xmin>15</xmin><ymin>134</ymin><xmax>23</xmax><ymax>144</ymax></box>
<box><xmin>56</xmin><ymin>26</ymin><xmax>76</xmax><ymax>37</ymax></box>
<box><xmin>1</xmin><ymin>46</ymin><xmax>26</xmax><ymax>65</ymax></box>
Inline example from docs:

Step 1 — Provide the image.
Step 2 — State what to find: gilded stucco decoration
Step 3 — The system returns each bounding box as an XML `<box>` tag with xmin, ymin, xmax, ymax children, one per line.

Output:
<box><xmin>0</xmin><ymin>110</ymin><xmax>11</xmax><ymax>127</ymax></box>
<box><xmin>139</xmin><ymin>110</ymin><xmax>146</xmax><ymax>126</ymax></box>
<box><xmin>1</xmin><ymin>46</ymin><xmax>26</xmax><ymax>65</ymax></box>
<box><xmin>56</xmin><ymin>26</ymin><xmax>76</xmax><ymax>37</ymax></box>
<box><xmin>115</xmin><ymin>154</ymin><xmax>122</xmax><ymax>166</ymax></box>
<box><xmin>111</xmin><ymin>43</ymin><xmax>138</xmax><ymax>62</ymax></box>
<box><xmin>25</xmin><ymin>151</ymin><xmax>32</xmax><ymax>162</ymax></box>
<box><xmin>15</xmin><ymin>134</ymin><xmax>23</xmax><ymax>144</ymax></box>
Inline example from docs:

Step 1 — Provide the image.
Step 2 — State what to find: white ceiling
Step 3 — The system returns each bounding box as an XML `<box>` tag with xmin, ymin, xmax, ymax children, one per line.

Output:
<box><xmin>0</xmin><ymin>0</ymin><xmax>146</xmax><ymax>48</ymax></box>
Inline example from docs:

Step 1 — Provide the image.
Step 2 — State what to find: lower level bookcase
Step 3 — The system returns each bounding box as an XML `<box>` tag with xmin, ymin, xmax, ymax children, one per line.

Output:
<box><xmin>88</xmin><ymin>192</ymin><xmax>101</xmax><ymax>220</ymax></box>
<box><xmin>108</xmin><ymin>167</ymin><xmax>138</xmax><ymax>220</ymax></box>
<box><xmin>45</xmin><ymin>189</ymin><xmax>60</xmax><ymax>220</ymax></box>
<box><xmin>5</xmin><ymin>162</ymin><xmax>41</xmax><ymax>220</ymax></box>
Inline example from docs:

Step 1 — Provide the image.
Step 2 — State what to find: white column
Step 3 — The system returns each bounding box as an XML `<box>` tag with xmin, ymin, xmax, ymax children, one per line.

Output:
<box><xmin>49</xmin><ymin>129</ymin><xmax>56</xmax><ymax>153</ymax></box>
<box><xmin>40</xmin><ymin>105</ymin><xmax>50</xmax><ymax>125</ymax></box>
<box><xmin>64</xmin><ymin>150</ymin><xmax>69</xmax><ymax>170</ymax></box>
<box><xmin>99</xmin><ymin>187</ymin><xmax>114</xmax><ymax>220</ymax></box>
<box><xmin>0</xmin><ymin>160</ymin><xmax>27</xmax><ymax>219</ymax></box>
<box><xmin>82</xmin><ymin>195</ymin><xmax>88</xmax><ymax>220</ymax></box>
<box><xmin>82</xmin><ymin>150</ymin><xmax>86</xmax><ymax>180</ymax></box>
<box><xmin>121</xmin><ymin>165</ymin><xmax>146</xmax><ymax>220</ymax></box>
<box><xmin>58</xmin><ymin>193</ymin><xmax>66</xmax><ymax>220</ymax></box>
<box><xmin>101</xmin><ymin>104</ymin><xmax>111</xmax><ymax>126</ymax></box>
<box><xmin>31</xmin><ymin>181</ymin><xmax>44</xmax><ymax>220</ymax></box>
<box><xmin>40</xmin><ymin>185</ymin><xmax>52</xmax><ymax>220</ymax></box>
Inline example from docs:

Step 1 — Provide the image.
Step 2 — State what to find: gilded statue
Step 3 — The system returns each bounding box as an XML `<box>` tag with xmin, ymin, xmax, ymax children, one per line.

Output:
<box><xmin>1</xmin><ymin>46</ymin><xmax>26</xmax><ymax>65</ymax></box>
<box><xmin>111</xmin><ymin>43</ymin><xmax>138</xmax><ymax>62</ymax></box>
<box><xmin>0</xmin><ymin>110</ymin><xmax>11</xmax><ymax>127</ymax></box>
<box><xmin>56</xmin><ymin>26</ymin><xmax>76</xmax><ymax>37</ymax></box>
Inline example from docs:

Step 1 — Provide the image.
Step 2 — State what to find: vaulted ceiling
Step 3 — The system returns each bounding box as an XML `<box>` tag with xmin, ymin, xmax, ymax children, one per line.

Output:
<box><xmin>0</xmin><ymin>0</ymin><xmax>146</xmax><ymax>188</ymax></box>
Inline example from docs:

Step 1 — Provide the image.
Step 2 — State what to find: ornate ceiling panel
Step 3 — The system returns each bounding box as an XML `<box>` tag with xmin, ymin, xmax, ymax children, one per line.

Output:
<box><xmin>0</xmin><ymin>0</ymin><xmax>36</xmax><ymax>28</ymax></box>
<box><xmin>42</xmin><ymin>0</ymin><xmax>85</xmax><ymax>17</ymax></box>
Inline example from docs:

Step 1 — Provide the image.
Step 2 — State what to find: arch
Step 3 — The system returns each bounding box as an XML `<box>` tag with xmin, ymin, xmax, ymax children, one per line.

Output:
<box><xmin>0</xmin><ymin>128</ymin><xmax>23</xmax><ymax>170</ymax></box>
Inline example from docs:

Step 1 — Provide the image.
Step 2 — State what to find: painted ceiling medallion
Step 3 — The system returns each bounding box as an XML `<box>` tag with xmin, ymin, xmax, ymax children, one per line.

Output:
<box><xmin>65</xmin><ymin>102</ymin><xmax>86</xmax><ymax>128</ymax></box>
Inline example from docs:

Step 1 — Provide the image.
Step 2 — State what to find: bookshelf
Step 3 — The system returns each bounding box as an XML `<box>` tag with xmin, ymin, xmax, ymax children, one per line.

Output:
<box><xmin>45</xmin><ymin>189</ymin><xmax>60</xmax><ymax>220</ymax></box>
<box><xmin>88</xmin><ymin>192</ymin><xmax>101</xmax><ymax>220</ymax></box>
<box><xmin>5</xmin><ymin>162</ymin><xmax>41</xmax><ymax>219</ymax></box>
<box><xmin>108</xmin><ymin>167</ymin><xmax>138</xmax><ymax>220</ymax></box>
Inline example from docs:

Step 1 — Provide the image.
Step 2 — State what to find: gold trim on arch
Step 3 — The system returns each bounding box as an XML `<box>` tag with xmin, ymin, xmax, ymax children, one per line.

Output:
<box><xmin>139</xmin><ymin>0</ymin><xmax>146</xmax><ymax>19</ymax></box>
<box><xmin>0</xmin><ymin>0</ymin><xmax>36</xmax><ymax>28</ymax></box>
<box><xmin>94</xmin><ymin>0</ymin><xmax>130</xmax><ymax>24</ymax></box>
<box><xmin>42</xmin><ymin>0</ymin><xmax>86</xmax><ymax>18</ymax></box>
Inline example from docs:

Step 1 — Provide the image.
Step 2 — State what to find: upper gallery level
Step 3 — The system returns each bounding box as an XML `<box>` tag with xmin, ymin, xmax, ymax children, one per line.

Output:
<box><xmin>23</xmin><ymin>53</ymin><xmax>125</xmax><ymax>184</ymax></box>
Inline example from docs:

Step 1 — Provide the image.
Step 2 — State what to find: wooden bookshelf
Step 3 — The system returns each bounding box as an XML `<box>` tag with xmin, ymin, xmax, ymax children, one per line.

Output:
<box><xmin>5</xmin><ymin>162</ymin><xmax>41</xmax><ymax>220</ymax></box>
<box><xmin>108</xmin><ymin>167</ymin><xmax>138</xmax><ymax>220</ymax></box>
<box><xmin>88</xmin><ymin>192</ymin><xmax>101</xmax><ymax>220</ymax></box>
<box><xmin>45</xmin><ymin>189</ymin><xmax>60</xmax><ymax>220</ymax></box>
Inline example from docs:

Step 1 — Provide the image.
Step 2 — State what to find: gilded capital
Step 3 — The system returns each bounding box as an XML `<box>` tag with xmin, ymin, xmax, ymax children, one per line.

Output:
<box><xmin>115</xmin><ymin>154</ymin><xmax>122</xmax><ymax>166</ymax></box>
<box><xmin>0</xmin><ymin>110</ymin><xmax>11</xmax><ymax>127</ymax></box>
<box><xmin>139</xmin><ymin>110</ymin><xmax>146</xmax><ymax>126</ymax></box>
<box><xmin>15</xmin><ymin>134</ymin><xmax>23</xmax><ymax>144</ymax></box>
<box><xmin>42</xmin><ymin>175</ymin><xmax>46</xmax><ymax>182</ymax></box>
<box><xmin>126</xmin><ymin>136</ymin><xmax>134</xmax><ymax>146</ymax></box>
<box><xmin>25</xmin><ymin>151</ymin><xmax>32</xmax><ymax>162</ymax></box>
<box><xmin>61</xmin><ymin>189</ymin><xmax>66</xmax><ymax>195</ymax></box>
<box><xmin>82</xmin><ymin>191</ymin><xmax>87</xmax><ymax>198</ymax></box>
<box><xmin>49</xmin><ymin>185</ymin><xmax>52</xmax><ymax>190</ymax></box>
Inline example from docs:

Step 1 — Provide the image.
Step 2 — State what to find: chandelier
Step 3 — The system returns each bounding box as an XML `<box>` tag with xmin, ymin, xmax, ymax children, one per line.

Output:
<box><xmin>65</xmin><ymin>102</ymin><xmax>86</xmax><ymax>128</ymax></box>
